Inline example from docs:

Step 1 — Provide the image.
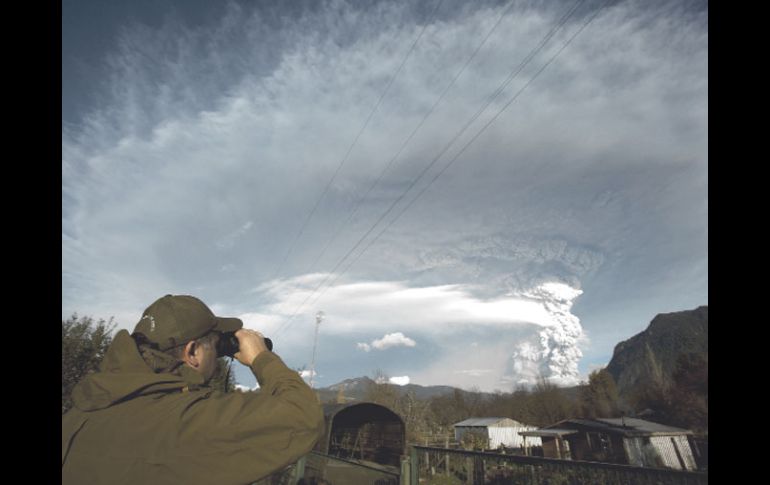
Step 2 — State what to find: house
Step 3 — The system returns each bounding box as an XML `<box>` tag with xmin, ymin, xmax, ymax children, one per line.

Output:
<box><xmin>453</xmin><ymin>417</ymin><xmax>542</xmax><ymax>450</ymax></box>
<box><xmin>519</xmin><ymin>418</ymin><xmax>697</xmax><ymax>471</ymax></box>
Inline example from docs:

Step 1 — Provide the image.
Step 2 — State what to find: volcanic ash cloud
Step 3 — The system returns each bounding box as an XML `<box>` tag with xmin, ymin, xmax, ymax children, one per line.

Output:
<box><xmin>506</xmin><ymin>282</ymin><xmax>584</xmax><ymax>387</ymax></box>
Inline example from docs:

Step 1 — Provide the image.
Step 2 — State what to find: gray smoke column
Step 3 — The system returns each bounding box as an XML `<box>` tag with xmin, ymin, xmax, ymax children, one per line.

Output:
<box><xmin>507</xmin><ymin>282</ymin><xmax>584</xmax><ymax>387</ymax></box>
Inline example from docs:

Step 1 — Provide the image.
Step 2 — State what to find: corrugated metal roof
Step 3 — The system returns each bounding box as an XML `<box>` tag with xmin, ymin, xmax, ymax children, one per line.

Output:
<box><xmin>596</xmin><ymin>418</ymin><xmax>691</xmax><ymax>434</ymax></box>
<box><xmin>453</xmin><ymin>417</ymin><xmax>522</xmax><ymax>427</ymax></box>
<box><xmin>544</xmin><ymin>418</ymin><xmax>692</xmax><ymax>436</ymax></box>
<box><xmin>519</xmin><ymin>429</ymin><xmax>577</xmax><ymax>437</ymax></box>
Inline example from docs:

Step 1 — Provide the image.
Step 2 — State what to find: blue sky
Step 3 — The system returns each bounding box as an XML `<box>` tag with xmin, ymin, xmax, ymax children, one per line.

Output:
<box><xmin>62</xmin><ymin>0</ymin><xmax>707</xmax><ymax>391</ymax></box>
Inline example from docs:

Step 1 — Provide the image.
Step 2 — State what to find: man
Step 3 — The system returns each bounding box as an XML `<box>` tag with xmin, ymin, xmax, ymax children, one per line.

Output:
<box><xmin>62</xmin><ymin>294</ymin><xmax>325</xmax><ymax>484</ymax></box>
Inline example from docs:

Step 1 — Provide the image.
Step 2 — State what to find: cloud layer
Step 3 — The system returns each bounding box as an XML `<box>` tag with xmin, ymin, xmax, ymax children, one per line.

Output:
<box><xmin>248</xmin><ymin>276</ymin><xmax>585</xmax><ymax>389</ymax></box>
<box><xmin>62</xmin><ymin>0</ymin><xmax>707</xmax><ymax>390</ymax></box>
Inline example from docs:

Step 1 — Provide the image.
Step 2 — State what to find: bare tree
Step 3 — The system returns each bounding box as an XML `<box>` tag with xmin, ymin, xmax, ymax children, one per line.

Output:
<box><xmin>529</xmin><ymin>375</ymin><xmax>574</xmax><ymax>426</ymax></box>
<box><xmin>364</xmin><ymin>369</ymin><xmax>399</xmax><ymax>409</ymax></box>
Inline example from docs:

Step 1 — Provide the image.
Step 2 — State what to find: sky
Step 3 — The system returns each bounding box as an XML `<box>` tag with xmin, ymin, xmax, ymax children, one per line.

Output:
<box><xmin>62</xmin><ymin>0</ymin><xmax>708</xmax><ymax>392</ymax></box>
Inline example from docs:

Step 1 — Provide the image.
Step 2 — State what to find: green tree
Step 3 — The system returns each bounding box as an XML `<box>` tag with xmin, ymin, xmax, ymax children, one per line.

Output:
<box><xmin>459</xmin><ymin>429</ymin><xmax>489</xmax><ymax>450</ymax></box>
<box><xmin>63</xmin><ymin>314</ymin><xmax>239</xmax><ymax>414</ymax></box>
<box><xmin>579</xmin><ymin>369</ymin><xmax>621</xmax><ymax>418</ymax></box>
<box><xmin>62</xmin><ymin>314</ymin><xmax>116</xmax><ymax>413</ymax></box>
<box><xmin>662</xmin><ymin>352</ymin><xmax>708</xmax><ymax>432</ymax></box>
<box><xmin>629</xmin><ymin>352</ymin><xmax>708</xmax><ymax>433</ymax></box>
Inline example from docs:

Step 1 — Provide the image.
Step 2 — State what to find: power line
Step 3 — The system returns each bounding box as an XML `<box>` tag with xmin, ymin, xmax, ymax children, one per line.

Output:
<box><xmin>274</xmin><ymin>0</ymin><xmax>586</xmax><ymax>334</ymax></box>
<box><xmin>297</xmin><ymin>0</ymin><xmax>517</xmax><ymax>288</ymax></box>
<box><xmin>323</xmin><ymin>0</ymin><xmax>612</xmax><ymax>305</ymax></box>
<box><xmin>264</xmin><ymin>0</ymin><xmax>446</xmax><ymax>287</ymax></box>
<box><xmin>269</xmin><ymin>0</ymin><xmax>509</xmax><ymax>323</ymax></box>
<box><xmin>274</xmin><ymin>0</ymin><xmax>592</xmax><ymax>336</ymax></box>
<box><xmin>270</xmin><ymin>1</ymin><xmax>519</xmax><ymax>330</ymax></box>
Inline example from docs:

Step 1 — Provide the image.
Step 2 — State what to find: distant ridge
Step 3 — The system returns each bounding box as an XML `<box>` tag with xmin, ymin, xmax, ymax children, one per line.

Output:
<box><xmin>316</xmin><ymin>376</ymin><xmax>488</xmax><ymax>403</ymax></box>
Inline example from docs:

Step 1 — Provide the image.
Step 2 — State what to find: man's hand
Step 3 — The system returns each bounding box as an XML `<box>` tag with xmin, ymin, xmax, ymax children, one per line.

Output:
<box><xmin>234</xmin><ymin>329</ymin><xmax>269</xmax><ymax>366</ymax></box>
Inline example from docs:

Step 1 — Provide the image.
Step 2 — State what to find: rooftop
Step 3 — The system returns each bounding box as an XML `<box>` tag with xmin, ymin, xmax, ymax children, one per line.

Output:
<box><xmin>454</xmin><ymin>417</ymin><xmax>524</xmax><ymax>427</ymax></box>
<box><xmin>544</xmin><ymin>418</ymin><xmax>693</xmax><ymax>436</ymax></box>
<box><xmin>520</xmin><ymin>429</ymin><xmax>577</xmax><ymax>437</ymax></box>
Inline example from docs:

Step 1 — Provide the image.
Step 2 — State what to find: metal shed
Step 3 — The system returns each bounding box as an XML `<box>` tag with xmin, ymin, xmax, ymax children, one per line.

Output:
<box><xmin>520</xmin><ymin>417</ymin><xmax>697</xmax><ymax>471</ymax></box>
<box><xmin>453</xmin><ymin>417</ymin><xmax>542</xmax><ymax>449</ymax></box>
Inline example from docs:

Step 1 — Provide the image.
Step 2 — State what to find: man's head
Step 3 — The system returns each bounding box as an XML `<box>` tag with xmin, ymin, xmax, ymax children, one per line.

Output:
<box><xmin>132</xmin><ymin>294</ymin><xmax>243</xmax><ymax>381</ymax></box>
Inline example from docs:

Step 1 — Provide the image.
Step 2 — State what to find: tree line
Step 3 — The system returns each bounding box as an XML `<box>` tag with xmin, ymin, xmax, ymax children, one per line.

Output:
<box><xmin>355</xmin><ymin>357</ymin><xmax>707</xmax><ymax>446</ymax></box>
<box><xmin>356</xmin><ymin>369</ymin><xmax>627</xmax><ymax>445</ymax></box>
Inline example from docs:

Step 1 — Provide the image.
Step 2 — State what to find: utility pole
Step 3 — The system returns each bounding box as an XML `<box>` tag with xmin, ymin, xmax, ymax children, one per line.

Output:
<box><xmin>309</xmin><ymin>311</ymin><xmax>324</xmax><ymax>388</ymax></box>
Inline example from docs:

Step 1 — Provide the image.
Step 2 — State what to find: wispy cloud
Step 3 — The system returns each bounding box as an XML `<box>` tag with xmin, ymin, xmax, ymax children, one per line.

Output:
<box><xmin>63</xmin><ymin>0</ymin><xmax>707</xmax><ymax>390</ymax></box>
<box><xmin>216</xmin><ymin>221</ymin><xmax>254</xmax><ymax>250</ymax></box>
<box><xmin>454</xmin><ymin>369</ymin><xmax>494</xmax><ymax>377</ymax></box>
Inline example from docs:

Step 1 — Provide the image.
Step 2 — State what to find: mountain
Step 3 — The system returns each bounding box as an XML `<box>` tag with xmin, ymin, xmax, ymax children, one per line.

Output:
<box><xmin>316</xmin><ymin>376</ymin><xmax>376</xmax><ymax>402</ymax></box>
<box><xmin>605</xmin><ymin>306</ymin><xmax>708</xmax><ymax>398</ymax></box>
<box><xmin>315</xmin><ymin>377</ymin><xmax>490</xmax><ymax>403</ymax></box>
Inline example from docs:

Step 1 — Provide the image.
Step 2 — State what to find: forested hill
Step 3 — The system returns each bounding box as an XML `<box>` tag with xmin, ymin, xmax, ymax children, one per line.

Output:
<box><xmin>606</xmin><ymin>306</ymin><xmax>708</xmax><ymax>397</ymax></box>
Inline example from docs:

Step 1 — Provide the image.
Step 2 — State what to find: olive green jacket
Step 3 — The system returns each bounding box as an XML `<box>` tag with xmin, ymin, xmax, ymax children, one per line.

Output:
<box><xmin>62</xmin><ymin>330</ymin><xmax>324</xmax><ymax>485</ymax></box>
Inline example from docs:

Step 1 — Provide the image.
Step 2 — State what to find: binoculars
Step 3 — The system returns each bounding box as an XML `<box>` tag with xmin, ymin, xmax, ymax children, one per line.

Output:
<box><xmin>216</xmin><ymin>332</ymin><xmax>273</xmax><ymax>358</ymax></box>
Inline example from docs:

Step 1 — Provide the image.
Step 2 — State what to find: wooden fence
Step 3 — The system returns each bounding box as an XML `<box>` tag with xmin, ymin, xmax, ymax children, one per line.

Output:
<box><xmin>408</xmin><ymin>445</ymin><xmax>708</xmax><ymax>485</ymax></box>
<box><xmin>252</xmin><ymin>445</ymin><xmax>708</xmax><ymax>484</ymax></box>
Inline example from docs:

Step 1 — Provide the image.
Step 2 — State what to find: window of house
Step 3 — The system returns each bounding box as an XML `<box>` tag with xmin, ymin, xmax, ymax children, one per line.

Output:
<box><xmin>587</xmin><ymin>432</ymin><xmax>612</xmax><ymax>454</ymax></box>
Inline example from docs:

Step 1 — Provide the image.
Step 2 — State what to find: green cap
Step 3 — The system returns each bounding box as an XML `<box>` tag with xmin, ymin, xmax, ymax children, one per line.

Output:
<box><xmin>132</xmin><ymin>294</ymin><xmax>243</xmax><ymax>350</ymax></box>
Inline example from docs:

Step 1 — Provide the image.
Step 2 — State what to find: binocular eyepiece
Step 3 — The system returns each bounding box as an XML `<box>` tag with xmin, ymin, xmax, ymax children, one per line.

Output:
<box><xmin>216</xmin><ymin>332</ymin><xmax>273</xmax><ymax>358</ymax></box>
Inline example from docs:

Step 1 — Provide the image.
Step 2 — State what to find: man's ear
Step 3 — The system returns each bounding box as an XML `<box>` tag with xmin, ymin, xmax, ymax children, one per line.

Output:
<box><xmin>182</xmin><ymin>340</ymin><xmax>199</xmax><ymax>368</ymax></box>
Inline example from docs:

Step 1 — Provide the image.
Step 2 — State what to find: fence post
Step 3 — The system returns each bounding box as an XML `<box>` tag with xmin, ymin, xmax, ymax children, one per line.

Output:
<box><xmin>400</xmin><ymin>454</ymin><xmax>410</xmax><ymax>485</ymax></box>
<box><xmin>291</xmin><ymin>455</ymin><xmax>306</xmax><ymax>485</ymax></box>
<box><xmin>410</xmin><ymin>446</ymin><xmax>419</xmax><ymax>485</ymax></box>
<box><xmin>445</xmin><ymin>437</ymin><xmax>450</xmax><ymax>476</ymax></box>
<box><xmin>466</xmin><ymin>456</ymin><xmax>472</xmax><ymax>484</ymax></box>
<box><xmin>474</xmin><ymin>456</ymin><xmax>485</xmax><ymax>485</ymax></box>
